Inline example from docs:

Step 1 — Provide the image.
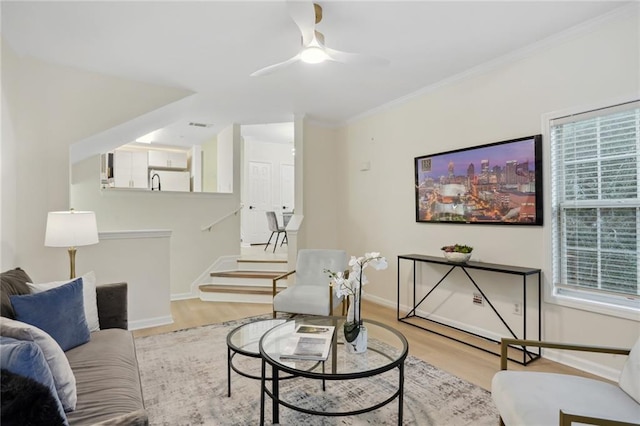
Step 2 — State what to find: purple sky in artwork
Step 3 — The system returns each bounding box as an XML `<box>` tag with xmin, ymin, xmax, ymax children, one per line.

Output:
<box><xmin>417</xmin><ymin>138</ymin><xmax>536</xmax><ymax>179</ymax></box>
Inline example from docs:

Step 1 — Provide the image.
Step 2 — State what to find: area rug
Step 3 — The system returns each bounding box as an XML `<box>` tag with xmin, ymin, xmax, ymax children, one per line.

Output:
<box><xmin>135</xmin><ymin>315</ymin><xmax>499</xmax><ymax>425</ymax></box>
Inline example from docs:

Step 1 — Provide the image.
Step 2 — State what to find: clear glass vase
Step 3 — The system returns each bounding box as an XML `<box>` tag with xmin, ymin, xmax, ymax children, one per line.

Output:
<box><xmin>343</xmin><ymin>294</ymin><xmax>367</xmax><ymax>353</ymax></box>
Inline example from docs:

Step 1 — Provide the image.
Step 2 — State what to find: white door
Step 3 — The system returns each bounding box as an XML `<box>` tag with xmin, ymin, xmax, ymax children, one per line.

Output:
<box><xmin>280</xmin><ymin>164</ymin><xmax>295</xmax><ymax>220</ymax></box>
<box><xmin>245</xmin><ymin>161</ymin><xmax>272</xmax><ymax>244</ymax></box>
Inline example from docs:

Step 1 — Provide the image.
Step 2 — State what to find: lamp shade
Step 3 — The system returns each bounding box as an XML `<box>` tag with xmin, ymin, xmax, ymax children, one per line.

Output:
<box><xmin>45</xmin><ymin>211</ymin><xmax>99</xmax><ymax>247</ymax></box>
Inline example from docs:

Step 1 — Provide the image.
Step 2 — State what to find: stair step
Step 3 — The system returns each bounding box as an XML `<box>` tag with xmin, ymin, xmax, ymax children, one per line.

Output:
<box><xmin>237</xmin><ymin>258</ymin><xmax>287</xmax><ymax>264</ymax></box>
<box><xmin>235</xmin><ymin>258</ymin><xmax>288</xmax><ymax>272</ymax></box>
<box><xmin>200</xmin><ymin>284</ymin><xmax>281</xmax><ymax>295</ymax></box>
<box><xmin>210</xmin><ymin>270</ymin><xmax>284</xmax><ymax>279</ymax></box>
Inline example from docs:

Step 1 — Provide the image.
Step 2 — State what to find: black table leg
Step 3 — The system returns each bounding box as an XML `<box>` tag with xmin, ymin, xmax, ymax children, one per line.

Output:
<box><xmin>260</xmin><ymin>358</ymin><xmax>266</xmax><ymax>426</ymax></box>
<box><xmin>227</xmin><ymin>346</ymin><xmax>232</xmax><ymax>397</ymax></box>
<box><xmin>272</xmin><ymin>365</ymin><xmax>280</xmax><ymax>424</ymax></box>
<box><xmin>398</xmin><ymin>361</ymin><xmax>405</xmax><ymax>425</ymax></box>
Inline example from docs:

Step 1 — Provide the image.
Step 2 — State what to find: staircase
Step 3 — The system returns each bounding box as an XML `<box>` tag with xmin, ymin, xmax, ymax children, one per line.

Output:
<box><xmin>199</xmin><ymin>257</ymin><xmax>289</xmax><ymax>304</ymax></box>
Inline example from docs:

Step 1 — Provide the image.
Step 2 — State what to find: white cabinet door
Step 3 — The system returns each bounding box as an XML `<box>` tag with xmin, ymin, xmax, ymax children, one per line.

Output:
<box><xmin>148</xmin><ymin>150</ymin><xmax>187</xmax><ymax>169</ymax></box>
<box><xmin>113</xmin><ymin>149</ymin><xmax>148</xmax><ymax>188</ymax></box>
<box><xmin>147</xmin><ymin>150</ymin><xmax>167</xmax><ymax>168</ymax></box>
<box><xmin>168</xmin><ymin>151</ymin><xmax>188</xmax><ymax>169</ymax></box>
<box><xmin>113</xmin><ymin>149</ymin><xmax>132</xmax><ymax>188</ymax></box>
<box><xmin>130</xmin><ymin>151</ymin><xmax>149</xmax><ymax>188</ymax></box>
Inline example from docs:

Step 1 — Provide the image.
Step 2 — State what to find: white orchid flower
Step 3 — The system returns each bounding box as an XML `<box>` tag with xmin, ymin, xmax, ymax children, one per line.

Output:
<box><xmin>370</xmin><ymin>257</ymin><xmax>388</xmax><ymax>270</ymax></box>
<box><xmin>326</xmin><ymin>251</ymin><xmax>386</xmax><ymax>295</ymax></box>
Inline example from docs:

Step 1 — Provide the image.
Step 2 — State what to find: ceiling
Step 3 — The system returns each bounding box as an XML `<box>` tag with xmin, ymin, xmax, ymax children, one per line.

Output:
<box><xmin>1</xmin><ymin>1</ymin><xmax>629</xmax><ymax>147</ymax></box>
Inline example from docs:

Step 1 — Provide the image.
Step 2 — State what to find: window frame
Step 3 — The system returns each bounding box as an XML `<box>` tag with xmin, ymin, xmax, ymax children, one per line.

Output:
<box><xmin>543</xmin><ymin>97</ymin><xmax>640</xmax><ymax>322</ymax></box>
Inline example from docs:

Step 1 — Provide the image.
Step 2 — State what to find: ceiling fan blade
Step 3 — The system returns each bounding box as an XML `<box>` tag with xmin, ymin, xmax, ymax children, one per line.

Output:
<box><xmin>287</xmin><ymin>0</ymin><xmax>316</xmax><ymax>46</ymax></box>
<box><xmin>250</xmin><ymin>54</ymin><xmax>301</xmax><ymax>77</ymax></box>
<box><xmin>324</xmin><ymin>47</ymin><xmax>390</xmax><ymax>67</ymax></box>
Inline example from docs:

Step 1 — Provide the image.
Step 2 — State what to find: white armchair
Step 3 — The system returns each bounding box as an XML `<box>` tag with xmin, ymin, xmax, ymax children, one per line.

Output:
<box><xmin>491</xmin><ymin>337</ymin><xmax>640</xmax><ymax>426</ymax></box>
<box><xmin>272</xmin><ymin>249</ymin><xmax>348</xmax><ymax>318</ymax></box>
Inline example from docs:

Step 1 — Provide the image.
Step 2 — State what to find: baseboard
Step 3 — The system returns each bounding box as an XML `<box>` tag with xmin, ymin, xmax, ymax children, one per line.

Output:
<box><xmin>171</xmin><ymin>292</ymin><xmax>198</xmax><ymax>301</ymax></box>
<box><xmin>365</xmin><ymin>293</ymin><xmax>623</xmax><ymax>380</ymax></box>
<box><xmin>129</xmin><ymin>315</ymin><xmax>174</xmax><ymax>331</ymax></box>
<box><xmin>543</xmin><ymin>349</ymin><xmax>622</xmax><ymax>382</ymax></box>
<box><xmin>365</xmin><ymin>293</ymin><xmax>504</xmax><ymax>342</ymax></box>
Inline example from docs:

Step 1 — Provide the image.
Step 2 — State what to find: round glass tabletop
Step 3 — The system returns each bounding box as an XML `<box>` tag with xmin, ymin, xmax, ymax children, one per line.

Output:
<box><xmin>259</xmin><ymin>316</ymin><xmax>408</xmax><ymax>378</ymax></box>
<box><xmin>227</xmin><ymin>318</ymin><xmax>288</xmax><ymax>356</ymax></box>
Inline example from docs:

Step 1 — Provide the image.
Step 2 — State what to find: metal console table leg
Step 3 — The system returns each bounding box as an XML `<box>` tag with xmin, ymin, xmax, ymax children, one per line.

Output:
<box><xmin>397</xmin><ymin>254</ymin><xmax>541</xmax><ymax>365</ymax></box>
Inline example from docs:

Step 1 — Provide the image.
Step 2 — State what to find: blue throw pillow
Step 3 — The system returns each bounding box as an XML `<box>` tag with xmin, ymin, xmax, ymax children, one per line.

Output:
<box><xmin>10</xmin><ymin>278</ymin><xmax>90</xmax><ymax>351</ymax></box>
<box><xmin>0</xmin><ymin>336</ymin><xmax>67</xmax><ymax>423</ymax></box>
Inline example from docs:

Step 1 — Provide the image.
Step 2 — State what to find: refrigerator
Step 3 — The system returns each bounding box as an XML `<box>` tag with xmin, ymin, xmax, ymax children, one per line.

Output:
<box><xmin>149</xmin><ymin>170</ymin><xmax>191</xmax><ymax>192</ymax></box>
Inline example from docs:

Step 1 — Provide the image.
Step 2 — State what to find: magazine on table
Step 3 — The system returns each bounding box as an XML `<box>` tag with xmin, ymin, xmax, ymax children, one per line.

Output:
<box><xmin>279</xmin><ymin>324</ymin><xmax>336</xmax><ymax>361</ymax></box>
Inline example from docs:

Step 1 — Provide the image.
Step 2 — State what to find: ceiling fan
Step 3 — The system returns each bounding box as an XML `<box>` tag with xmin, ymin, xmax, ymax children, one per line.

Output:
<box><xmin>250</xmin><ymin>1</ymin><xmax>389</xmax><ymax>77</ymax></box>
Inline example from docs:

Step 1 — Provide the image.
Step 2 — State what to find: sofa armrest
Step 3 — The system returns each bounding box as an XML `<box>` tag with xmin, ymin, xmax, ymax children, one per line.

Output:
<box><xmin>96</xmin><ymin>282</ymin><xmax>128</xmax><ymax>330</ymax></box>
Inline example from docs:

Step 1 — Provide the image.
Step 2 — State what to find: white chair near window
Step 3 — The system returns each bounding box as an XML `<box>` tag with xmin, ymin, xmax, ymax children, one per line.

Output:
<box><xmin>272</xmin><ymin>249</ymin><xmax>348</xmax><ymax>318</ymax></box>
<box><xmin>491</xmin><ymin>337</ymin><xmax>640</xmax><ymax>426</ymax></box>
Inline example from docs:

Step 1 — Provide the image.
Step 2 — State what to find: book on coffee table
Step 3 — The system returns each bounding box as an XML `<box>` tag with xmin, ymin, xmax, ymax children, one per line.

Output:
<box><xmin>280</xmin><ymin>325</ymin><xmax>335</xmax><ymax>361</ymax></box>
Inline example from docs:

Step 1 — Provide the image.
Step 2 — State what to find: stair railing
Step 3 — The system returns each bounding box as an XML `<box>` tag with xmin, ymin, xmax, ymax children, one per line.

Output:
<box><xmin>201</xmin><ymin>204</ymin><xmax>244</xmax><ymax>232</ymax></box>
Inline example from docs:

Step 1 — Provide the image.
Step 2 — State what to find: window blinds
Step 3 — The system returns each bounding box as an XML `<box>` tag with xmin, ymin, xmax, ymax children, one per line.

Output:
<box><xmin>551</xmin><ymin>101</ymin><xmax>639</xmax><ymax>299</ymax></box>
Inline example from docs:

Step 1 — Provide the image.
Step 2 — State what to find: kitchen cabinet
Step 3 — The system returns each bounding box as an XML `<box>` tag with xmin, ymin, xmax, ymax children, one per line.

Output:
<box><xmin>148</xmin><ymin>150</ymin><xmax>188</xmax><ymax>170</ymax></box>
<box><xmin>114</xmin><ymin>149</ymin><xmax>148</xmax><ymax>189</ymax></box>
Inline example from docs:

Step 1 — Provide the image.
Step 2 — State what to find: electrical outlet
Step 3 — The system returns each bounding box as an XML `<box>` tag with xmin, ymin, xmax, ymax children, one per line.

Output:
<box><xmin>513</xmin><ymin>303</ymin><xmax>522</xmax><ymax>316</ymax></box>
<box><xmin>473</xmin><ymin>293</ymin><xmax>484</xmax><ymax>306</ymax></box>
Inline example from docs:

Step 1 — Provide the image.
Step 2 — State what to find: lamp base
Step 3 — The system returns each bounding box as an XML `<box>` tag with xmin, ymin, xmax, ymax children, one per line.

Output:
<box><xmin>68</xmin><ymin>247</ymin><xmax>77</xmax><ymax>279</ymax></box>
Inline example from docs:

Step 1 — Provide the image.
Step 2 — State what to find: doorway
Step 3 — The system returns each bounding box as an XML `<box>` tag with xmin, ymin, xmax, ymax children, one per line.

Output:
<box><xmin>241</xmin><ymin>122</ymin><xmax>294</xmax><ymax>247</ymax></box>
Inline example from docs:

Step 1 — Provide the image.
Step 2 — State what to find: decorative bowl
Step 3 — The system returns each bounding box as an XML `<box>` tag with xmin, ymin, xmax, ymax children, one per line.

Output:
<box><xmin>443</xmin><ymin>251</ymin><xmax>471</xmax><ymax>263</ymax></box>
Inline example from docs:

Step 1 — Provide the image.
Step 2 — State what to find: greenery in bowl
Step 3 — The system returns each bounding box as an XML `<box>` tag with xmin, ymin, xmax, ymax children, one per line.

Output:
<box><xmin>441</xmin><ymin>244</ymin><xmax>473</xmax><ymax>254</ymax></box>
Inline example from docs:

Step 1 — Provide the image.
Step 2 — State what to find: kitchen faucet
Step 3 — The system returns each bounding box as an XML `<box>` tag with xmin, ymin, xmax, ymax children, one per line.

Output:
<box><xmin>151</xmin><ymin>173</ymin><xmax>161</xmax><ymax>191</ymax></box>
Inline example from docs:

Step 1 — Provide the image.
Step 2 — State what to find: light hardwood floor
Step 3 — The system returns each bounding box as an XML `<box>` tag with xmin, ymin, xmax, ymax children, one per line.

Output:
<box><xmin>132</xmin><ymin>298</ymin><xmax>603</xmax><ymax>391</ymax></box>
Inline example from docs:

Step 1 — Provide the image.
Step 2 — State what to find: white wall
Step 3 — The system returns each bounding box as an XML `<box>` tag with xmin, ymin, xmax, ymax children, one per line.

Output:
<box><xmin>0</xmin><ymin>41</ymin><xmax>192</xmax><ymax>284</ymax></box>
<box><xmin>297</xmin><ymin>120</ymin><xmax>342</xmax><ymax>250</ymax></box>
<box><xmin>71</xmin><ymin>128</ymin><xmax>241</xmax><ymax>298</ymax></box>
<box><xmin>81</xmin><ymin>230</ymin><xmax>172</xmax><ymax>329</ymax></box>
<box><xmin>201</xmin><ymin>136</ymin><xmax>218</xmax><ymax>192</ymax></box>
<box><xmin>1</xmin><ymin>80</ymin><xmax>18</xmax><ymax>269</ymax></box>
<box><xmin>217</xmin><ymin>126</ymin><xmax>234</xmax><ymax>193</ymax></box>
<box><xmin>312</xmin><ymin>9</ymin><xmax>638</xmax><ymax>377</ymax></box>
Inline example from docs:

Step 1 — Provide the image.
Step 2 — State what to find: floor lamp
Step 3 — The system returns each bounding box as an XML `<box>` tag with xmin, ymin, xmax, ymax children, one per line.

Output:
<box><xmin>45</xmin><ymin>210</ymin><xmax>99</xmax><ymax>279</ymax></box>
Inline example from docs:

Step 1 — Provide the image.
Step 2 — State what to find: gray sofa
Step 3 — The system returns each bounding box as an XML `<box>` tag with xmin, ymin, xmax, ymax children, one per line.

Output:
<box><xmin>0</xmin><ymin>268</ymin><xmax>148</xmax><ymax>425</ymax></box>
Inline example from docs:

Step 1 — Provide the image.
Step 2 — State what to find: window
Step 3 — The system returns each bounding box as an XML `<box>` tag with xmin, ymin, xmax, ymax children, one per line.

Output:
<box><xmin>550</xmin><ymin>101</ymin><xmax>639</xmax><ymax>311</ymax></box>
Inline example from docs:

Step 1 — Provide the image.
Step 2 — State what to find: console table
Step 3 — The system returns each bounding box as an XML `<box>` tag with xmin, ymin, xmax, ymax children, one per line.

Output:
<box><xmin>397</xmin><ymin>254</ymin><xmax>541</xmax><ymax>365</ymax></box>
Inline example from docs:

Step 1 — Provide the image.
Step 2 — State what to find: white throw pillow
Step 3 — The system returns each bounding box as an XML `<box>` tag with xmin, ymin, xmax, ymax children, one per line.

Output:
<box><xmin>0</xmin><ymin>316</ymin><xmax>77</xmax><ymax>411</ymax></box>
<box><xmin>619</xmin><ymin>336</ymin><xmax>640</xmax><ymax>404</ymax></box>
<box><xmin>28</xmin><ymin>271</ymin><xmax>100</xmax><ymax>332</ymax></box>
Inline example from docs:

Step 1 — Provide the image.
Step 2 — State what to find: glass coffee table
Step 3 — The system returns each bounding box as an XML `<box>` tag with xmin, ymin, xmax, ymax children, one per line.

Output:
<box><xmin>226</xmin><ymin>318</ymin><xmax>287</xmax><ymax>396</ymax></box>
<box><xmin>258</xmin><ymin>316</ymin><xmax>409</xmax><ymax>425</ymax></box>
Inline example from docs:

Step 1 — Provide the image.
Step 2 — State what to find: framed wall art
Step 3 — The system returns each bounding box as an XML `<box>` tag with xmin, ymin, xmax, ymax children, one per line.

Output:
<box><xmin>414</xmin><ymin>134</ymin><xmax>543</xmax><ymax>225</ymax></box>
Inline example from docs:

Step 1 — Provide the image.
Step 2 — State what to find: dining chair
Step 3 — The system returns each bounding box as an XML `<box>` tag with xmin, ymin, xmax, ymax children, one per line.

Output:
<box><xmin>264</xmin><ymin>211</ymin><xmax>287</xmax><ymax>253</ymax></box>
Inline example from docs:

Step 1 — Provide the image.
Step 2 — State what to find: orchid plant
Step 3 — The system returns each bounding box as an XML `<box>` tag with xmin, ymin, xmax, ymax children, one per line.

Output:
<box><xmin>325</xmin><ymin>252</ymin><xmax>388</xmax><ymax>326</ymax></box>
